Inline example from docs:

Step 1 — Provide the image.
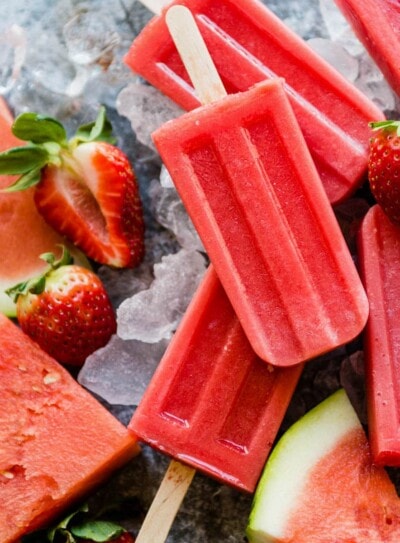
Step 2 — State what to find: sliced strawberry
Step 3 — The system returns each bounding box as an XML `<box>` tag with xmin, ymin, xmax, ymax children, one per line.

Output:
<box><xmin>36</xmin><ymin>141</ymin><xmax>144</xmax><ymax>268</ymax></box>
<box><xmin>0</xmin><ymin>108</ymin><xmax>145</xmax><ymax>268</ymax></box>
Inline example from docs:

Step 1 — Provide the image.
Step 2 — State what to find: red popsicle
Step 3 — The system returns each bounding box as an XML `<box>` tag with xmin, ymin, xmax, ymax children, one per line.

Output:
<box><xmin>125</xmin><ymin>0</ymin><xmax>385</xmax><ymax>205</ymax></box>
<box><xmin>357</xmin><ymin>204</ymin><xmax>400</xmax><ymax>466</ymax></box>
<box><xmin>151</xmin><ymin>8</ymin><xmax>369</xmax><ymax>367</ymax></box>
<box><xmin>334</xmin><ymin>0</ymin><xmax>400</xmax><ymax>96</ymax></box>
<box><xmin>130</xmin><ymin>266</ymin><xmax>302</xmax><ymax>490</ymax></box>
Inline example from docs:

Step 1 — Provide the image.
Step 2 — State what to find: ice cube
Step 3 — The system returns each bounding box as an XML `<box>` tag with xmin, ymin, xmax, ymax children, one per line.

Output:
<box><xmin>78</xmin><ymin>334</ymin><xmax>169</xmax><ymax>406</ymax></box>
<box><xmin>117</xmin><ymin>249</ymin><xmax>207</xmax><ymax>343</ymax></box>
<box><xmin>149</xmin><ymin>180</ymin><xmax>205</xmax><ymax>252</ymax></box>
<box><xmin>117</xmin><ymin>81</ymin><xmax>183</xmax><ymax>150</ymax></box>
<box><xmin>0</xmin><ymin>25</ymin><xmax>26</xmax><ymax>95</ymax></box>
<box><xmin>307</xmin><ymin>38</ymin><xmax>359</xmax><ymax>82</ymax></box>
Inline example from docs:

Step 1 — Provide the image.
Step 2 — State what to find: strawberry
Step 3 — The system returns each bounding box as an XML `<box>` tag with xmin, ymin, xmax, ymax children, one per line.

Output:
<box><xmin>368</xmin><ymin>119</ymin><xmax>400</xmax><ymax>225</ymax></box>
<box><xmin>6</xmin><ymin>247</ymin><xmax>116</xmax><ymax>366</ymax></box>
<box><xmin>0</xmin><ymin>107</ymin><xmax>144</xmax><ymax>268</ymax></box>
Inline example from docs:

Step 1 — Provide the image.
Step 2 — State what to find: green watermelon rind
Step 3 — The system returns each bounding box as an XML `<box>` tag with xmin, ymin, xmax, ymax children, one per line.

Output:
<box><xmin>246</xmin><ymin>389</ymin><xmax>361</xmax><ymax>543</ymax></box>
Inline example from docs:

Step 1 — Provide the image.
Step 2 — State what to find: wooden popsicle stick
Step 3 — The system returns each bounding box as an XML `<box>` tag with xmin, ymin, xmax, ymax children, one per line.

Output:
<box><xmin>133</xmin><ymin>6</ymin><xmax>229</xmax><ymax>543</ymax></box>
<box><xmin>135</xmin><ymin>460</ymin><xmax>195</xmax><ymax>543</ymax></box>
<box><xmin>165</xmin><ymin>5</ymin><xmax>227</xmax><ymax>104</ymax></box>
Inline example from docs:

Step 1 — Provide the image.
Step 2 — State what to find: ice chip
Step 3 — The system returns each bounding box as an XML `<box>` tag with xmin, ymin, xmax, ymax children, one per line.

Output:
<box><xmin>149</xmin><ymin>180</ymin><xmax>205</xmax><ymax>252</ymax></box>
<box><xmin>355</xmin><ymin>54</ymin><xmax>396</xmax><ymax>112</ymax></box>
<box><xmin>160</xmin><ymin>165</ymin><xmax>175</xmax><ymax>188</ymax></box>
<box><xmin>116</xmin><ymin>81</ymin><xmax>183</xmax><ymax>150</ymax></box>
<box><xmin>78</xmin><ymin>334</ymin><xmax>169</xmax><ymax>406</ymax></box>
<box><xmin>319</xmin><ymin>0</ymin><xmax>350</xmax><ymax>42</ymax></box>
<box><xmin>117</xmin><ymin>249</ymin><xmax>207</xmax><ymax>342</ymax></box>
<box><xmin>0</xmin><ymin>25</ymin><xmax>26</xmax><ymax>94</ymax></box>
<box><xmin>307</xmin><ymin>38</ymin><xmax>359</xmax><ymax>82</ymax></box>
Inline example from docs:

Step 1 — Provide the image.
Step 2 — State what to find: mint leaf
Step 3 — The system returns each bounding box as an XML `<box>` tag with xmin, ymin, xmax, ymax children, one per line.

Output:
<box><xmin>71</xmin><ymin>520</ymin><xmax>124</xmax><ymax>541</ymax></box>
<box><xmin>0</xmin><ymin>145</ymin><xmax>49</xmax><ymax>175</ymax></box>
<box><xmin>12</xmin><ymin>113</ymin><xmax>67</xmax><ymax>144</ymax></box>
<box><xmin>74</xmin><ymin>106</ymin><xmax>116</xmax><ymax>144</ymax></box>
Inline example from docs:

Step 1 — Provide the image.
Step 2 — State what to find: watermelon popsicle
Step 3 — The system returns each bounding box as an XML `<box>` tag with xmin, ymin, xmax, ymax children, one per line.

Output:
<box><xmin>357</xmin><ymin>205</ymin><xmax>400</xmax><ymax>466</ymax></box>
<box><xmin>125</xmin><ymin>0</ymin><xmax>385</xmax><ymax>205</ymax></box>
<box><xmin>130</xmin><ymin>266</ymin><xmax>303</xmax><ymax>542</ymax></box>
<box><xmin>334</xmin><ymin>0</ymin><xmax>400</xmax><ymax>97</ymax></box>
<box><xmin>150</xmin><ymin>7</ymin><xmax>369</xmax><ymax>368</ymax></box>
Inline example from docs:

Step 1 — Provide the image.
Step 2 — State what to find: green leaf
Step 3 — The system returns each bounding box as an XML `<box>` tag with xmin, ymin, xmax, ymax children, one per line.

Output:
<box><xmin>12</xmin><ymin>112</ymin><xmax>67</xmax><ymax>144</ymax></box>
<box><xmin>47</xmin><ymin>504</ymin><xmax>89</xmax><ymax>542</ymax></box>
<box><xmin>74</xmin><ymin>106</ymin><xmax>116</xmax><ymax>144</ymax></box>
<box><xmin>40</xmin><ymin>245</ymin><xmax>73</xmax><ymax>268</ymax></box>
<box><xmin>5</xmin><ymin>275</ymin><xmax>46</xmax><ymax>302</ymax></box>
<box><xmin>1</xmin><ymin>167</ymin><xmax>42</xmax><ymax>192</ymax></box>
<box><xmin>0</xmin><ymin>145</ymin><xmax>49</xmax><ymax>175</ymax></box>
<box><xmin>71</xmin><ymin>520</ymin><xmax>125</xmax><ymax>542</ymax></box>
<box><xmin>370</xmin><ymin>120</ymin><xmax>400</xmax><ymax>135</ymax></box>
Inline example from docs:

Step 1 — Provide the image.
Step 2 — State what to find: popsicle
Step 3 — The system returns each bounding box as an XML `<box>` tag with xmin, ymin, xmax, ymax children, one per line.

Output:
<box><xmin>130</xmin><ymin>266</ymin><xmax>302</xmax><ymax>488</ymax></box>
<box><xmin>0</xmin><ymin>313</ymin><xmax>138</xmax><ymax>542</ymax></box>
<box><xmin>130</xmin><ymin>267</ymin><xmax>303</xmax><ymax>541</ymax></box>
<box><xmin>125</xmin><ymin>0</ymin><xmax>385</xmax><ymax>205</ymax></box>
<box><xmin>150</xmin><ymin>10</ymin><xmax>369</xmax><ymax>368</ymax></box>
<box><xmin>130</xmin><ymin>9</ymin><xmax>303</xmax><ymax>542</ymax></box>
<box><xmin>334</xmin><ymin>0</ymin><xmax>400</xmax><ymax>96</ymax></box>
<box><xmin>357</xmin><ymin>204</ymin><xmax>400</xmax><ymax>466</ymax></box>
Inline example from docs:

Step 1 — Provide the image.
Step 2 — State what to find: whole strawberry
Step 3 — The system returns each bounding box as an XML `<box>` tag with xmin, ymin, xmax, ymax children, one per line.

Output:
<box><xmin>0</xmin><ymin>107</ymin><xmax>144</xmax><ymax>268</ymax></box>
<box><xmin>6</xmin><ymin>247</ymin><xmax>116</xmax><ymax>366</ymax></box>
<box><xmin>368</xmin><ymin>119</ymin><xmax>400</xmax><ymax>225</ymax></box>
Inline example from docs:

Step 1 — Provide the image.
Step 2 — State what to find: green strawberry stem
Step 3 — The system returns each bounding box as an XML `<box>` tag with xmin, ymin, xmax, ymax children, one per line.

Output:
<box><xmin>0</xmin><ymin>106</ymin><xmax>116</xmax><ymax>193</ymax></box>
<box><xmin>5</xmin><ymin>245</ymin><xmax>73</xmax><ymax>302</ymax></box>
<box><xmin>370</xmin><ymin>119</ymin><xmax>400</xmax><ymax>135</ymax></box>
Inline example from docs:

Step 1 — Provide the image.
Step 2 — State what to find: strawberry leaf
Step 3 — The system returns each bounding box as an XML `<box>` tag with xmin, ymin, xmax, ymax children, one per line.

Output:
<box><xmin>71</xmin><ymin>520</ymin><xmax>125</xmax><ymax>541</ymax></box>
<box><xmin>74</xmin><ymin>106</ymin><xmax>116</xmax><ymax>144</ymax></box>
<box><xmin>0</xmin><ymin>145</ymin><xmax>49</xmax><ymax>175</ymax></box>
<box><xmin>12</xmin><ymin>112</ymin><xmax>67</xmax><ymax>144</ymax></box>
<box><xmin>2</xmin><ymin>167</ymin><xmax>42</xmax><ymax>192</ymax></box>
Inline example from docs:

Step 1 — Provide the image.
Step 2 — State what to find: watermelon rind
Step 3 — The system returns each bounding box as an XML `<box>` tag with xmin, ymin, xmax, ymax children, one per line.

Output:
<box><xmin>246</xmin><ymin>389</ymin><xmax>361</xmax><ymax>543</ymax></box>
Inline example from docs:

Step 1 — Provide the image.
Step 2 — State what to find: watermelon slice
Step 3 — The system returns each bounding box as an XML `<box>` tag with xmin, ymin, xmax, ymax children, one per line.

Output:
<box><xmin>247</xmin><ymin>389</ymin><xmax>400</xmax><ymax>542</ymax></box>
<box><xmin>0</xmin><ymin>313</ymin><xmax>139</xmax><ymax>543</ymax></box>
<box><xmin>0</xmin><ymin>98</ymin><xmax>87</xmax><ymax>317</ymax></box>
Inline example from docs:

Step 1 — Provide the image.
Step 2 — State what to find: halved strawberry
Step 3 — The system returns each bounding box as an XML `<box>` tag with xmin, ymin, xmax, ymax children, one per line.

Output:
<box><xmin>0</xmin><ymin>108</ymin><xmax>144</xmax><ymax>268</ymax></box>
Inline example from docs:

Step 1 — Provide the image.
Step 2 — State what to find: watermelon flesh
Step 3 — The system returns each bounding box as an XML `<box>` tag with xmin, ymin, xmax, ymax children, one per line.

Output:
<box><xmin>0</xmin><ymin>98</ymin><xmax>87</xmax><ymax>317</ymax></box>
<box><xmin>247</xmin><ymin>389</ymin><xmax>400</xmax><ymax>542</ymax></box>
<box><xmin>0</xmin><ymin>313</ymin><xmax>139</xmax><ymax>542</ymax></box>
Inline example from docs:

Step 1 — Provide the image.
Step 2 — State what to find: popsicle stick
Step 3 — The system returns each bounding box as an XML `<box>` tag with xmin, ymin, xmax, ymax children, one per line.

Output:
<box><xmin>165</xmin><ymin>5</ymin><xmax>227</xmax><ymax>104</ymax></box>
<box><xmin>135</xmin><ymin>460</ymin><xmax>195</xmax><ymax>543</ymax></box>
<box><xmin>134</xmin><ymin>7</ymin><xmax>228</xmax><ymax>543</ymax></box>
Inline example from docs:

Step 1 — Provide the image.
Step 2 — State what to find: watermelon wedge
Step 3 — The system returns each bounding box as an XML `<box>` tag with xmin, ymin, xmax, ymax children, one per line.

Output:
<box><xmin>247</xmin><ymin>389</ymin><xmax>400</xmax><ymax>542</ymax></box>
<box><xmin>0</xmin><ymin>313</ymin><xmax>139</xmax><ymax>542</ymax></box>
<box><xmin>0</xmin><ymin>98</ymin><xmax>87</xmax><ymax>317</ymax></box>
